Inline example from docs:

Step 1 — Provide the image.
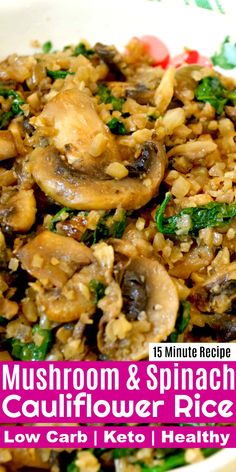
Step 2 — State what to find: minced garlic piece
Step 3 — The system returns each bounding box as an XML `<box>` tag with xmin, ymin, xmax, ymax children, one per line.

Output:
<box><xmin>105</xmin><ymin>162</ymin><xmax>128</xmax><ymax>179</ymax></box>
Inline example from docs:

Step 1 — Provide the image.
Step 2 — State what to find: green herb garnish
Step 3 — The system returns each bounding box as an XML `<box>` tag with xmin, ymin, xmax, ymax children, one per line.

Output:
<box><xmin>47</xmin><ymin>69</ymin><xmax>75</xmax><ymax>79</ymax></box>
<box><xmin>49</xmin><ymin>207</ymin><xmax>78</xmax><ymax>232</ymax></box>
<box><xmin>0</xmin><ymin>89</ymin><xmax>25</xmax><ymax>129</ymax></box>
<box><xmin>107</xmin><ymin>117</ymin><xmax>128</xmax><ymax>135</ymax></box>
<box><xmin>89</xmin><ymin>280</ymin><xmax>106</xmax><ymax>304</ymax></box>
<box><xmin>11</xmin><ymin>325</ymin><xmax>53</xmax><ymax>361</ymax></box>
<box><xmin>195</xmin><ymin>76</ymin><xmax>236</xmax><ymax>114</ymax></box>
<box><xmin>42</xmin><ymin>41</ymin><xmax>53</xmax><ymax>54</ymax></box>
<box><xmin>155</xmin><ymin>192</ymin><xmax>236</xmax><ymax>236</ymax></box>
<box><xmin>97</xmin><ymin>83</ymin><xmax>125</xmax><ymax>112</ymax></box>
<box><xmin>212</xmin><ymin>36</ymin><xmax>236</xmax><ymax>70</ymax></box>
<box><xmin>73</xmin><ymin>42</ymin><xmax>94</xmax><ymax>57</ymax></box>
<box><xmin>167</xmin><ymin>301</ymin><xmax>191</xmax><ymax>342</ymax></box>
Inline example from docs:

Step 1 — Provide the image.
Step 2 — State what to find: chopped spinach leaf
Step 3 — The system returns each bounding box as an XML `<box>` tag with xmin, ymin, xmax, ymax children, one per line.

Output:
<box><xmin>47</xmin><ymin>69</ymin><xmax>75</xmax><ymax>79</ymax></box>
<box><xmin>0</xmin><ymin>316</ymin><xmax>7</xmax><ymax>326</ymax></box>
<box><xmin>139</xmin><ymin>451</ymin><xmax>187</xmax><ymax>471</ymax></box>
<box><xmin>11</xmin><ymin>325</ymin><xmax>53</xmax><ymax>361</ymax></box>
<box><xmin>212</xmin><ymin>36</ymin><xmax>236</xmax><ymax>70</ymax></box>
<box><xmin>112</xmin><ymin>210</ymin><xmax>127</xmax><ymax>238</ymax></box>
<box><xmin>0</xmin><ymin>110</ymin><xmax>14</xmax><ymax>129</ymax></box>
<box><xmin>73</xmin><ymin>42</ymin><xmax>94</xmax><ymax>57</ymax></box>
<box><xmin>113</xmin><ymin>449</ymin><xmax>135</xmax><ymax>459</ymax></box>
<box><xmin>97</xmin><ymin>83</ymin><xmax>125</xmax><ymax>111</ymax></box>
<box><xmin>202</xmin><ymin>448</ymin><xmax>218</xmax><ymax>458</ymax></box>
<box><xmin>93</xmin><ymin>448</ymin><xmax>110</xmax><ymax>457</ymax></box>
<box><xmin>0</xmin><ymin>89</ymin><xmax>25</xmax><ymax>129</ymax></box>
<box><xmin>81</xmin><ymin>220</ymin><xmax>110</xmax><ymax>245</ymax></box>
<box><xmin>51</xmin><ymin>208</ymin><xmax>127</xmax><ymax>244</ymax></box>
<box><xmin>89</xmin><ymin>279</ymin><xmax>106</xmax><ymax>304</ymax></box>
<box><xmin>82</xmin><ymin>210</ymin><xmax>127</xmax><ymax>245</ymax></box>
<box><xmin>67</xmin><ymin>461</ymin><xmax>78</xmax><ymax>472</ymax></box>
<box><xmin>195</xmin><ymin>76</ymin><xmax>236</xmax><ymax>114</ymax></box>
<box><xmin>176</xmin><ymin>301</ymin><xmax>191</xmax><ymax>333</ymax></box>
<box><xmin>155</xmin><ymin>192</ymin><xmax>236</xmax><ymax>236</ymax></box>
<box><xmin>148</xmin><ymin>113</ymin><xmax>158</xmax><ymax>122</ymax></box>
<box><xmin>167</xmin><ymin>300</ymin><xmax>191</xmax><ymax>342</ymax></box>
<box><xmin>107</xmin><ymin>117</ymin><xmax>128</xmax><ymax>135</ymax></box>
<box><xmin>42</xmin><ymin>40</ymin><xmax>53</xmax><ymax>54</ymax></box>
<box><xmin>49</xmin><ymin>207</ymin><xmax>78</xmax><ymax>232</ymax></box>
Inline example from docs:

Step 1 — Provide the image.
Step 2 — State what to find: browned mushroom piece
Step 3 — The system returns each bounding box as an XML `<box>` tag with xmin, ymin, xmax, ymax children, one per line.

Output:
<box><xmin>125</xmin><ymin>84</ymin><xmax>155</xmax><ymax>105</ymax></box>
<box><xmin>17</xmin><ymin>230</ymin><xmax>93</xmax><ymax>288</ymax></box>
<box><xmin>174</xmin><ymin>65</ymin><xmax>202</xmax><ymax>103</ymax></box>
<box><xmin>33</xmin><ymin>88</ymin><xmax>120</xmax><ymax>168</ymax></box>
<box><xmin>191</xmin><ymin>262</ymin><xmax>236</xmax><ymax>314</ymax></box>
<box><xmin>94</xmin><ymin>42</ymin><xmax>126</xmax><ymax>80</ymax></box>
<box><xmin>36</xmin><ymin>270</ymin><xmax>96</xmax><ymax>323</ymax></box>
<box><xmin>97</xmin><ymin>256</ymin><xmax>179</xmax><ymax>360</ymax></box>
<box><xmin>30</xmin><ymin>141</ymin><xmax>166</xmax><ymax>210</ymax></box>
<box><xmin>0</xmin><ymin>188</ymin><xmax>36</xmax><ymax>232</ymax></box>
<box><xmin>30</xmin><ymin>87</ymin><xmax>166</xmax><ymax>210</ymax></box>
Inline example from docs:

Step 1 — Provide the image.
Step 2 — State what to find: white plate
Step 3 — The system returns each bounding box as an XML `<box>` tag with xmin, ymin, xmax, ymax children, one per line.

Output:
<box><xmin>0</xmin><ymin>0</ymin><xmax>236</xmax><ymax>471</ymax></box>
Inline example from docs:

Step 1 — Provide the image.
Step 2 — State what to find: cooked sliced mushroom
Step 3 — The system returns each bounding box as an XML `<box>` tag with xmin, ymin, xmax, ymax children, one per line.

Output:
<box><xmin>174</xmin><ymin>65</ymin><xmax>201</xmax><ymax>103</ymax></box>
<box><xmin>33</xmin><ymin>88</ymin><xmax>120</xmax><ymax>169</ymax></box>
<box><xmin>0</xmin><ymin>188</ymin><xmax>36</xmax><ymax>232</ymax></box>
<box><xmin>97</xmin><ymin>256</ymin><xmax>179</xmax><ymax>360</ymax></box>
<box><xmin>121</xmin><ymin>267</ymin><xmax>147</xmax><ymax>320</ymax></box>
<box><xmin>17</xmin><ymin>230</ymin><xmax>93</xmax><ymax>288</ymax></box>
<box><xmin>154</xmin><ymin>66</ymin><xmax>175</xmax><ymax>114</ymax></box>
<box><xmin>192</xmin><ymin>313</ymin><xmax>236</xmax><ymax>342</ymax></box>
<box><xmin>34</xmin><ymin>245</ymin><xmax>111</xmax><ymax>323</ymax></box>
<box><xmin>191</xmin><ymin>262</ymin><xmax>236</xmax><ymax>314</ymax></box>
<box><xmin>94</xmin><ymin>43</ymin><xmax>126</xmax><ymax>80</ymax></box>
<box><xmin>218</xmin><ymin>316</ymin><xmax>236</xmax><ymax>341</ymax></box>
<box><xmin>36</xmin><ymin>271</ymin><xmax>95</xmax><ymax>323</ymax></box>
<box><xmin>30</xmin><ymin>141</ymin><xmax>166</xmax><ymax>210</ymax></box>
<box><xmin>125</xmin><ymin>84</ymin><xmax>155</xmax><ymax>105</ymax></box>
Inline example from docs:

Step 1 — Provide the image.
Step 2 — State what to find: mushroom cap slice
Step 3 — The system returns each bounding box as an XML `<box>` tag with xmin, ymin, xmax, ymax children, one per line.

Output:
<box><xmin>36</xmin><ymin>272</ymin><xmax>95</xmax><ymax>323</ymax></box>
<box><xmin>97</xmin><ymin>256</ymin><xmax>179</xmax><ymax>360</ymax></box>
<box><xmin>34</xmin><ymin>88</ymin><xmax>119</xmax><ymax>166</ymax></box>
<box><xmin>191</xmin><ymin>262</ymin><xmax>236</xmax><ymax>314</ymax></box>
<box><xmin>17</xmin><ymin>230</ymin><xmax>93</xmax><ymax>288</ymax></box>
<box><xmin>0</xmin><ymin>188</ymin><xmax>36</xmax><ymax>233</ymax></box>
<box><xmin>30</xmin><ymin>141</ymin><xmax>166</xmax><ymax>210</ymax></box>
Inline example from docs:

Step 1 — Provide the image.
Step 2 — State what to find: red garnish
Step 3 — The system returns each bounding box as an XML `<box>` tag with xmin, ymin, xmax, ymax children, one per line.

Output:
<box><xmin>132</xmin><ymin>36</ymin><xmax>212</xmax><ymax>69</ymax></box>
<box><xmin>140</xmin><ymin>35</ymin><xmax>170</xmax><ymax>68</ymax></box>
<box><xmin>185</xmin><ymin>49</ymin><xmax>199</xmax><ymax>64</ymax></box>
<box><xmin>171</xmin><ymin>49</ymin><xmax>212</xmax><ymax>68</ymax></box>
